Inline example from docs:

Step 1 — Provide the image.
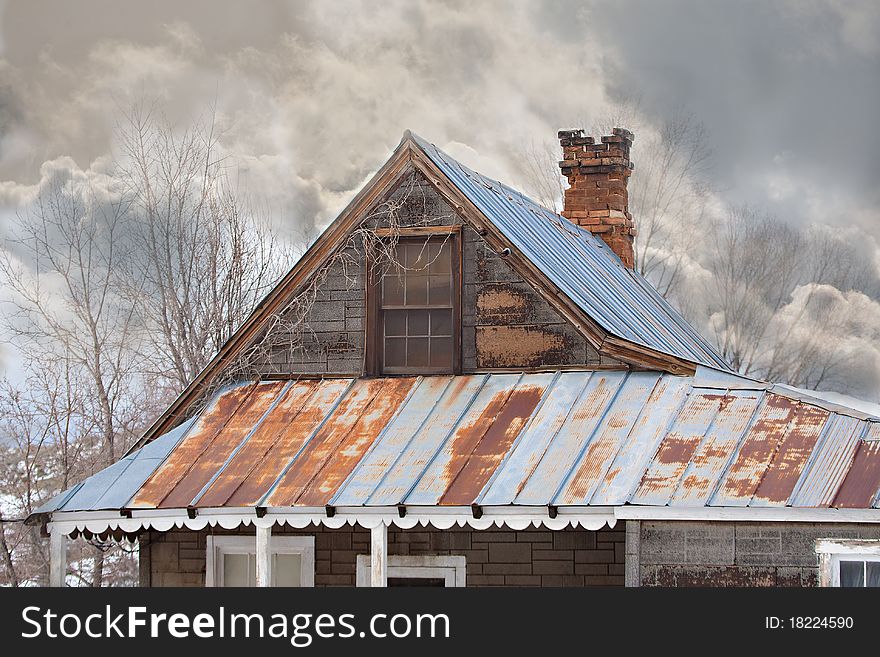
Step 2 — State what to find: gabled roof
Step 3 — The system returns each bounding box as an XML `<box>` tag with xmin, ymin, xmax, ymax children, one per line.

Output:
<box><xmin>134</xmin><ymin>131</ymin><xmax>730</xmax><ymax>447</ymax></box>
<box><xmin>35</xmin><ymin>370</ymin><xmax>880</xmax><ymax>519</ymax></box>
<box><xmin>412</xmin><ymin>134</ymin><xmax>729</xmax><ymax>370</ymax></box>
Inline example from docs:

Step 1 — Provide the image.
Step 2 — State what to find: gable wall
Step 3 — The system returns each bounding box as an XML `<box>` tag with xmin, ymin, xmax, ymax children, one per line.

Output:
<box><xmin>241</xmin><ymin>170</ymin><xmax>620</xmax><ymax>379</ymax></box>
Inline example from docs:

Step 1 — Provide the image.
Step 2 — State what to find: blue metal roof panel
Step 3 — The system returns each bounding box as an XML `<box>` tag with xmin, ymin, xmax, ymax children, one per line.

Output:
<box><xmin>35</xmin><ymin>374</ymin><xmax>880</xmax><ymax>518</ymax></box>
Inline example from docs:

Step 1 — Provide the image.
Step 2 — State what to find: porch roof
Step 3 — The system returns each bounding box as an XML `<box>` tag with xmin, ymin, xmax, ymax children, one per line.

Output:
<box><xmin>33</xmin><ymin>370</ymin><xmax>880</xmax><ymax>523</ymax></box>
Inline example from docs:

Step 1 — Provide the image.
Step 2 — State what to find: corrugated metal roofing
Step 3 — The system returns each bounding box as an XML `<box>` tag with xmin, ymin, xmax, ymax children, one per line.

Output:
<box><xmin>40</xmin><ymin>373</ymin><xmax>880</xmax><ymax>515</ymax></box>
<box><xmin>411</xmin><ymin>134</ymin><xmax>730</xmax><ymax>370</ymax></box>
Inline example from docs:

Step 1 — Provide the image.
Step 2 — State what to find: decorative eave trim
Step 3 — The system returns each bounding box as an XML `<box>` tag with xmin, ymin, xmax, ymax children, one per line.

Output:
<box><xmin>614</xmin><ymin>506</ymin><xmax>880</xmax><ymax>523</ymax></box>
<box><xmin>46</xmin><ymin>504</ymin><xmax>880</xmax><ymax>538</ymax></box>
<box><xmin>46</xmin><ymin>506</ymin><xmax>617</xmax><ymax>536</ymax></box>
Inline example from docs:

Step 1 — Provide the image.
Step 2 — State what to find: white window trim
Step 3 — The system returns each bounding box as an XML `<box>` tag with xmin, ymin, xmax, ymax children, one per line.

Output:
<box><xmin>206</xmin><ymin>535</ymin><xmax>315</xmax><ymax>587</ymax></box>
<box><xmin>355</xmin><ymin>555</ymin><xmax>466</xmax><ymax>587</ymax></box>
<box><xmin>815</xmin><ymin>539</ymin><xmax>880</xmax><ymax>587</ymax></box>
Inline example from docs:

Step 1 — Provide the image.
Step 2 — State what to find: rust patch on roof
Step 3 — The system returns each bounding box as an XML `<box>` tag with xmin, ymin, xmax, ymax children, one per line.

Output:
<box><xmin>715</xmin><ymin>394</ymin><xmax>798</xmax><ymax>503</ymax></box>
<box><xmin>222</xmin><ymin>378</ymin><xmax>354</xmax><ymax>507</ymax></box>
<box><xmin>632</xmin><ymin>392</ymin><xmax>727</xmax><ymax>503</ymax></box>
<box><xmin>833</xmin><ymin>439</ymin><xmax>880</xmax><ymax>508</ymax></box>
<box><xmin>157</xmin><ymin>382</ymin><xmax>288</xmax><ymax>509</ymax></box>
<box><xmin>752</xmin><ymin>404</ymin><xmax>829</xmax><ymax>504</ymax></box>
<box><xmin>439</xmin><ymin>384</ymin><xmax>544</xmax><ymax>505</ymax></box>
<box><xmin>296</xmin><ymin>377</ymin><xmax>417</xmax><ymax>506</ymax></box>
<box><xmin>131</xmin><ymin>382</ymin><xmax>258</xmax><ymax>508</ymax></box>
<box><xmin>265</xmin><ymin>378</ymin><xmax>415</xmax><ymax>507</ymax></box>
<box><xmin>194</xmin><ymin>380</ymin><xmax>321</xmax><ymax>507</ymax></box>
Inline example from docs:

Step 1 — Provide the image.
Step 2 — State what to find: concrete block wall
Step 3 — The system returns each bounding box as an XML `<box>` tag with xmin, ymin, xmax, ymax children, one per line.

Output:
<box><xmin>630</xmin><ymin>520</ymin><xmax>880</xmax><ymax>587</ymax></box>
<box><xmin>140</xmin><ymin>523</ymin><xmax>625</xmax><ymax>587</ymax></box>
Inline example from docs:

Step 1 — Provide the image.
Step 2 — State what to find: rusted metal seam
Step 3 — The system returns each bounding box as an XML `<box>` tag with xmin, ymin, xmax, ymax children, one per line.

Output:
<box><xmin>785</xmin><ymin>412</ymin><xmax>841</xmax><ymax>506</ymax></box>
<box><xmin>360</xmin><ymin>375</ymin><xmax>463</xmax><ymax>505</ymax></box>
<box><xmin>438</xmin><ymin>373</ymin><xmax>537</xmax><ymax>505</ymax></box>
<box><xmin>255</xmin><ymin>378</ymin><xmax>359</xmax><ymax>508</ymax></box>
<box><xmin>549</xmin><ymin>371</ymin><xmax>631</xmax><ymax>506</ymax></box>
<box><xmin>473</xmin><ymin>371</ymin><xmax>563</xmax><ymax>506</ymax></box>
<box><xmin>151</xmin><ymin>382</ymin><xmax>261</xmax><ymax>508</ymax></box>
<box><xmin>511</xmin><ymin>372</ymin><xmax>597</xmax><ymax>505</ymax></box>
<box><xmin>290</xmin><ymin>382</ymin><xmax>391</xmax><ymax>505</ymax></box>
<box><xmin>584</xmin><ymin>372</ymin><xmax>665</xmax><ymax>505</ymax></box>
<box><xmin>396</xmin><ymin>374</ymin><xmax>499</xmax><ymax>506</ymax></box>
<box><xmin>664</xmin><ymin>388</ymin><xmax>733</xmax><ymax>506</ymax></box>
<box><xmin>830</xmin><ymin>422</ymin><xmax>874</xmax><ymax>509</ymax></box>
<box><xmin>326</xmin><ymin>376</ymin><xmax>426</xmax><ymax>508</ymax></box>
<box><xmin>618</xmin><ymin>380</ymin><xmax>696</xmax><ymax>505</ymax></box>
<box><xmin>214</xmin><ymin>379</ymin><xmax>327</xmax><ymax>507</ymax></box>
<box><xmin>741</xmin><ymin>401</ymin><xmax>806</xmax><ymax>507</ymax></box>
<box><xmin>187</xmin><ymin>381</ymin><xmax>295</xmax><ymax>508</ymax></box>
<box><xmin>704</xmin><ymin>391</ymin><xmax>770</xmax><ymax>507</ymax></box>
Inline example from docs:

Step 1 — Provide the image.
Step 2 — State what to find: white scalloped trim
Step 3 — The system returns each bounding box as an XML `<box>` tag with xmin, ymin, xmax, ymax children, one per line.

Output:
<box><xmin>49</xmin><ymin>507</ymin><xmax>616</xmax><ymax>536</ymax></box>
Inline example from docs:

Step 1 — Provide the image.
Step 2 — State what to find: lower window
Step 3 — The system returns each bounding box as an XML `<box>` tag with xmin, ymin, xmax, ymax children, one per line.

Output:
<box><xmin>206</xmin><ymin>535</ymin><xmax>315</xmax><ymax>587</ymax></box>
<box><xmin>816</xmin><ymin>539</ymin><xmax>880</xmax><ymax>587</ymax></box>
<box><xmin>355</xmin><ymin>555</ymin><xmax>466</xmax><ymax>587</ymax></box>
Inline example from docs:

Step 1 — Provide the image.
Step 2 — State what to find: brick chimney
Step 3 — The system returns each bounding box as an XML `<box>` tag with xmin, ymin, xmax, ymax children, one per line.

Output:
<box><xmin>558</xmin><ymin>128</ymin><xmax>636</xmax><ymax>268</ymax></box>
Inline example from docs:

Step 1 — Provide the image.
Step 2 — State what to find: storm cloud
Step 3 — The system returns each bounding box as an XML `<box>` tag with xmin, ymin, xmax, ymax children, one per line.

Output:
<box><xmin>0</xmin><ymin>0</ymin><xmax>878</xmax><ymax>396</ymax></box>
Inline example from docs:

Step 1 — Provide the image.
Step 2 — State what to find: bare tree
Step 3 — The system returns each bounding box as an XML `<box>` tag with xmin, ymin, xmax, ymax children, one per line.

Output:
<box><xmin>0</xmin><ymin>101</ymin><xmax>299</xmax><ymax>585</ymax></box>
<box><xmin>116</xmin><ymin>105</ymin><xmax>293</xmax><ymax>390</ymax></box>
<box><xmin>703</xmin><ymin>205</ymin><xmax>879</xmax><ymax>392</ymax></box>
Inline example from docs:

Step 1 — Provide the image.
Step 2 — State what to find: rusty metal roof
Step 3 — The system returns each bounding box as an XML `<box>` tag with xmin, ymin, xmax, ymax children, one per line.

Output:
<box><xmin>38</xmin><ymin>372</ymin><xmax>880</xmax><ymax>515</ymax></box>
<box><xmin>411</xmin><ymin>134</ymin><xmax>730</xmax><ymax>370</ymax></box>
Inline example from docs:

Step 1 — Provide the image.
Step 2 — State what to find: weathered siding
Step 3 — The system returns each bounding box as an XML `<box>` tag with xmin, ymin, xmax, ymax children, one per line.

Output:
<box><xmin>140</xmin><ymin>523</ymin><xmax>625</xmax><ymax>587</ymax></box>
<box><xmin>239</xmin><ymin>169</ymin><xmax>619</xmax><ymax>379</ymax></box>
<box><xmin>631</xmin><ymin>520</ymin><xmax>880</xmax><ymax>587</ymax></box>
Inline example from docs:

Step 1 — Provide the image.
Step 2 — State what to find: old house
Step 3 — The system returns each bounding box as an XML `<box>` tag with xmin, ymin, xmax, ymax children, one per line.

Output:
<box><xmin>31</xmin><ymin>129</ymin><xmax>880</xmax><ymax>588</ymax></box>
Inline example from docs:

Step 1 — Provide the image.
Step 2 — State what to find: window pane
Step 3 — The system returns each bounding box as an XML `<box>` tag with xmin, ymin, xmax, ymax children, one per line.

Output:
<box><xmin>407</xmin><ymin>338</ymin><xmax>429</xmax><ymax>367</ymax></box>
<box><xmin>408</xmin><ymin>309</ymin><xmax>429</xmax><ymax>336</ymax></box>
<box><xmin>867</xmin><ymin>562</ymin><xmax>880</xmax><ymax>587</ymax></box>
<box><xmin>840</xmin><ymin>561</ymin><xmax>864</xmax><ymax>587</ymax></box>
<box><xmin>428</xmin><ymin>275</ymin><xmax>451</xmax><ymax>305</ymax></box>
<box><xmin>429</xmin><ymin>241</ymin><xmax>451</xmax><ymax>274</ymax></box>
<box><xmin>382</xmin><ymin>275</ymin><xmax>404</xmax><ymax>306</ymax></box>
<box><xmin>385</xmin><ymin>310</ymin><xmax>406</xmax><ymax>336</ymax></box>
<box><xmin>430</xmin><ymin>337</ymin><xmax>453</xmax><ymax>368</ymax></box>
<box><xmin>431</xmin><ymin>309</ymin><xmax>452</xmax><ymax>336</ymax></box>
<box><xmin>385</xmin><ymin>337</ymin><xmax>406</xmax><ymax>368</ymax></box>
<box><xmin>406</xmin><ymin>274</ymin><xmax>428</xmax><ymax>305</ymax></box>
<box><xmin>273</xmin><ymin>553</ymin><xmax>303</xmax><ymax>587</ymax></box>
<box><xmin>404</xmin><ymin>243</ymin><xmax>428</xmax><ymax>269</ymax></box>
<box><xmin>223</xmin><ymin>553</ymin><xmax>251</xmax><ymax>587</ymax></box>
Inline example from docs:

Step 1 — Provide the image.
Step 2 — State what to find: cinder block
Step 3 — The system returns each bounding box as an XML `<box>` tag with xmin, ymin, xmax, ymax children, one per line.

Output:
<box><xmin>488</xmin><ymin>542</ymin><xmax>531</xmax><ymax>563</ymax></box>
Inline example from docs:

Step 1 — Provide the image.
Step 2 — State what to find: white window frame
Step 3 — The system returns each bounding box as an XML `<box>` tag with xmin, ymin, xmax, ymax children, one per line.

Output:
<box><xmin>355</xmin><ymin>554</ymin><xmax>466</xmax><ymax>587</ymax></box>
<box><xmin>206</xmin><ymin>535</ymin><xmax>315</xmax><ymax>587</ymax></box>
<box><xmin>815</xmin><ymin>539</ymin><xmax>880</xmax><ymax>587</ymax></box>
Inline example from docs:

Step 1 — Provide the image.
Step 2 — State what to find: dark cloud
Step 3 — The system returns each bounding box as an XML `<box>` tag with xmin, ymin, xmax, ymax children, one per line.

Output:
<box><xmin>0</xmin><ymin>0</ymin><xmax>878</xmax><ymax>395</ymax></box>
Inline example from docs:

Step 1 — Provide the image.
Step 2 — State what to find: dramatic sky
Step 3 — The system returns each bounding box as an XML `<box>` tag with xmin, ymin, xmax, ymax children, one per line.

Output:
<box><xmin>0</xmin><ymin>0</ymin><xmax>878</xmax><ymax>394</ymax></box>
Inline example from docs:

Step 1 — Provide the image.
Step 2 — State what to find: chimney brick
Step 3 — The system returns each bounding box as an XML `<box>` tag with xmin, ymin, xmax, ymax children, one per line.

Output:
<box><xmin>558</xmin><ymin>127</ymin><xmax>636</xmax><ymax>267</ymax></box>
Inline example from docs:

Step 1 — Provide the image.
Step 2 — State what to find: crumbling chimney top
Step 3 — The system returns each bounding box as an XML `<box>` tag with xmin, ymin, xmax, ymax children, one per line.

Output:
<box><xmin>558</xmin><ymin>127</ymin><xmax>636</xmax><ymax>268</ymax></box>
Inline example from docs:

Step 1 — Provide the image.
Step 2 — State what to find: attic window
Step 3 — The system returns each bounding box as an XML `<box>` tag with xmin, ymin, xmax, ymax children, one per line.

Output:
<box><xmin>371</xmin><ymin>231</ymin><xmax>460</xmax><ymax>374</ymax></box>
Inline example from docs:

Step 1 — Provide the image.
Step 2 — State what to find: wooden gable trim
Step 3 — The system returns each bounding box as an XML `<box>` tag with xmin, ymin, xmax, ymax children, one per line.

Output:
<box><xmin>130</xmin><ymin>137</ymin><xmax>420</xmax><ymax>451</ymax></box>
<box><xmin>407</xmin><ymin>143</ymin><xmax>696</xmax><ymax>377</ymax></box>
